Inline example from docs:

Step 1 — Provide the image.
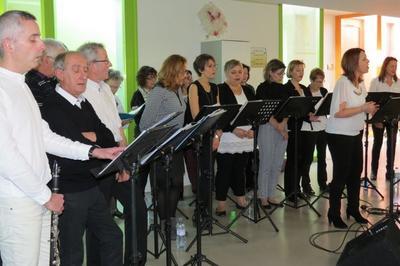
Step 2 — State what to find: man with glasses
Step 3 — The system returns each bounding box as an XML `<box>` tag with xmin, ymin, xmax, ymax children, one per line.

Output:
<box><xmin>25</xmin><ymin>38</ymin><xmax>67</xmax><ymax>108</ymax></box>
<box><xmin>78</xmin><ymin>42</ymin><xmax>147</xmax><ymax>266</ymax></box>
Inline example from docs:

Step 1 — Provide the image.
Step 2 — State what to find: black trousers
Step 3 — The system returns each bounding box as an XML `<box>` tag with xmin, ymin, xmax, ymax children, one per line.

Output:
<box><xmin>87</xmin><ymin>177</ymin><xmax>148</xmax><ymax>266</ymax></box>
<box><xmin>299</xmin><ymin>130</ymin><xmax>328</xmax><ymax>189</ymax></box>
<box><xmin>150</xmin><ymin>152</ymin><xmax>184</xmax><ymax>220</ymax></box>
<box><xmin>284</xmin><ymin>131</ymin><xmax>303</xmax><ymax>197</ymax></box>
<box><xmin>327</xmin><ymin>132</ymin><xmax>363</xmax><ymax>216</ymax></box>
<box><xmin>371</xmin><ymin>124</ymin><xmax>398</xmax><ymax>177</ymax></box>
<box><xmin>60</xmin><ymin>186</ymin><xmax>123</xmax><ymax>266</ymax></box>
<box><xmin>215</xmin><ymin>153</ymin><xmax>248</xmax><ymax>201</ymax></box>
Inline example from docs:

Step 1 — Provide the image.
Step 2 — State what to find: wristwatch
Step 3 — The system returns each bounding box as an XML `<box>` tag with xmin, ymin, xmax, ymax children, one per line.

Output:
<box><xmin>88</xmin><ymin>146</ymin><xmax>97</xmax><ymax>159</ymax></box>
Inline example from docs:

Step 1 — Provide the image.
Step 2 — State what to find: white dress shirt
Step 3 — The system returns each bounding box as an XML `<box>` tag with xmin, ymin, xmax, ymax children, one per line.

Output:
<box><xmin>55</xmin><ymin>84</ymin><xmax>86</xmax><ymax>108</ymax></box>
<box><xmin>326</xmin><ymin>75</ymin><xmax>366</xmax><ymax>136</ymax></box>
<box><xmin>83</xmin><ymin>79</ymin><xmax>122</xmax><ymax>142</ymax></box>
<box><xmin>0</xmin><ymin>67</ymin><xmax>91</xmax><ymax>205</ymax></box>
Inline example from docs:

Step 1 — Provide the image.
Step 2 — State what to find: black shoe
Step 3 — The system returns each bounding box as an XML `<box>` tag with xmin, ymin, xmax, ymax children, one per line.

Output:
<box><xmin>287</xmin><ymin>195</ymin><xmax>297</xmax><ymax>203</ymax></box>
<box><xmin>319</xmin><ymin>184</ymin><xmax>329</xmax><ymax>192</ymax></box>
<box><xmin>328</xmin><ymin>213</ymin><xmax>348</xmax><ymax>229</ymax></box>
<box><xmin>215</xmin><ymin>209</ymin><xmax>227</xmax><ymax>216</ymax></box>
<box><xmin>267</xmin><ymin>200</ymin><xmax>284</xmax><ymax>208</ymax></box>
<box><xmin>112</xmin><ymin>210</ymin><xmax>125</xmax><ymax>219</ymax></box>
<box><xmin>235</xmin><ymin>203</ymin><xmax>246</xmax><ymax>210</ymax></box>
<box><xmin>346</xmin><ymin>210</ymin><xmax>368</xmax><ymax>224</ymax></box>
<box><xmin>303</xmin><ymin>187</ymin><xmax>315</xmax><ymax>196</ymax></box>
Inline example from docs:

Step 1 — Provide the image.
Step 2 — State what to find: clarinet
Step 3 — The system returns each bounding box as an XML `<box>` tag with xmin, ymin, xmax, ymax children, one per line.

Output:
<box><xmin>49</xmin><ymin>161</ymin><xmax>61</xmax><ymax>266</ymax></box>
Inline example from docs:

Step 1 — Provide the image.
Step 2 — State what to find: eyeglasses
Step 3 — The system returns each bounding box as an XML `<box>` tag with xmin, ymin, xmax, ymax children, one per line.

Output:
<box><xmin>93</xmin><ymin>59</ymin><xmax>111</xmax><ymax>64</ymax></box>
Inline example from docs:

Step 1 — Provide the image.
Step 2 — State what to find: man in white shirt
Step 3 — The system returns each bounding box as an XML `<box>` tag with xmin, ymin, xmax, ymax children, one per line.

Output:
<box><xmin>78</xmin><ymin>42</ymin><xmax>147</xmax><ymax>265</ymax></box>
<box><xmin>0</xmin><ymin>10</ymin><xmax>122</xmax><ymax>266</ymax></box>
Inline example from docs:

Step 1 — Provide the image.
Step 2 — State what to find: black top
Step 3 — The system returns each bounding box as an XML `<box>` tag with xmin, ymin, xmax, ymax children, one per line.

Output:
<box><xmin>185</xmin><ymin>80</ymin><xmax>219</xmax><ymax>124</ymax></box>
<box><xmin>130</xmin><ymin>90</ymin><xmax>146</xmax><ymax>137</ymax></box>
<box><xmin>256</xmin><ymin>81</ymin><xmax>294</xmax><ymax>122</ymax></box>
<box><xmin>303</xmin><ymin>86</ymin><xmax>328</xmax><ymax>98</ymax></box>
<box><xmin>25</xmin><ymin>69</ymin><xmax>57</xmax><ymax>109</ymax></box>
<box><xmin>218</xmin><ymin>82</ymin><xmax>256</xmax><ymax>131</ymax></box>
<box><xmin>41</xmin><ymin>91</ymin><xmax>117</xmax><ymax>193</ymax></box>
<box><xmin>283</xmin><ymin>80</ymin><xmax>307</xmax><ymax>131</ymax></box>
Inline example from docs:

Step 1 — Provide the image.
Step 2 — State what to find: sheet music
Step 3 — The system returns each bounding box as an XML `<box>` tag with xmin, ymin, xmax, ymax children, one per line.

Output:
<box><xmin>148</xmin><ymin>111</ymin><xmax>182</xmax><ymax>130</ymax></box>
<box><xmin>129</xmin><ymin>103</ymin><xmax>144</xmax><ymax>115</ymax></box>
<box><xmin>139</xmin><ymin>121</ymin><xmax>198</xmax><ymax>166</ymax></box>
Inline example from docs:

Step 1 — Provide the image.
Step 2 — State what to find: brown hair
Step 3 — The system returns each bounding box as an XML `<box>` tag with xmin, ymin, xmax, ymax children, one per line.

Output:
<box><xmin>309</xmin><ymin>68</ymin><xmax>325</xmax><ymax>81</ymax></box>
<box><xmin>287</xmin><ymin>60</ymin><xmax>305</xmax><ymax>78</ymax></box>
<box><xmin>341</xmin><ymin>48</ymin><xmax>365</xmax><ymax>84</ymax></box>
<box><xmin>158</xmin><ymin>54</ymin><xmax>187</xmax><ymax>91</ymax></box>
<box><xmin>378</xmin><ymin>56</ymin><xmax>398</xmax><ymax>82</ymax></box>
<box><xmin>263</xmin><ymin>59</ymin><xmax>286</xmax><ymax>82</ymax></box>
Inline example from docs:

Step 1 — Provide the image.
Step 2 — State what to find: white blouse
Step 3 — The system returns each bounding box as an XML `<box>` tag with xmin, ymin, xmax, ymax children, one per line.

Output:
<box><xmin>326</xmin><ymin>75</ymin><xmax>366</xmax><ymax>136</ymax></box>
<box><xmin>369</xmin><ymin>77</ymin><xmax>400</xmax><ymax>93</ymax></box>
<box><xmin>218</xmin><ymin>90</ymin><xmax>254</xmax><ymax>154</ymax></box>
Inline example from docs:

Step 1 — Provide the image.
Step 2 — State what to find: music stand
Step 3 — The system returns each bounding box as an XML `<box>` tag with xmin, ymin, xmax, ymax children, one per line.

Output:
<box><xmin>140</xmin><ymin>109</ymin><xmax>227</xmax><ymax>266</ymax></box>
<box><xmin>274</xmin><ymin>96</ymin><xmax>321</xmax><ymax>216</ymax></box>
<box><xmin>368</xmin><ymin>97</ymin><xmax>400</xmax><ymax>223</ymax></box>
<box><xmin>223</xmin><ymin>100</ymin><xmax>280</xmax><ymax>232</ymax></box>
<box><xmin>95</xmin><ymin>125</ymin><xmax>176</xmax><ymax>266</ymax></box>
<box><xmin>184</xmin><ymin>107</ymin><xmax>248</xmax><ymax>264</ymax></box>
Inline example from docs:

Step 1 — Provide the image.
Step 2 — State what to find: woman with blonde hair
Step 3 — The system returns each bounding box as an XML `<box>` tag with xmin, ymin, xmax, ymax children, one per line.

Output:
<box><xmin>140</xmin><ymin>54</ymin><xmax>187</xmax><ymax>236</ymax></box>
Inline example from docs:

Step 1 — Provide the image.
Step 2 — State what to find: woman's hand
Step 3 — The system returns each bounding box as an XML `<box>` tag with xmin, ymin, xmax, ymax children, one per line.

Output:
<box><xmin>309</xmin><ymin>114</ymin><xmax>320</xmax><ymax>122</ymax></box>
<box><xmin>245</xmin><ymin>130</ymin><xmax>254</xmax><ymax>139</ymax></box>
<box><xmin>233</xmin><ymin>128</ymin><xmax>246</xmax><ymax>138</ymax></box>
<box><xmin>361</xmin><ymin>101</ymin><xmax>378</xmax><ymax>114</ymax></box>
<box><xmin>212</xmin><ymin>136</ymin><xmax>220</xmax><ymax>151</ymax></box>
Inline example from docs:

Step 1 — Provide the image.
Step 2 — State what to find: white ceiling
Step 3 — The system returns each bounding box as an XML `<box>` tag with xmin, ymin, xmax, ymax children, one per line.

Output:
<box><xmin>234</xmin><ymin>0</ymin><xmax>400</xmax><ymax>17</ymax></box>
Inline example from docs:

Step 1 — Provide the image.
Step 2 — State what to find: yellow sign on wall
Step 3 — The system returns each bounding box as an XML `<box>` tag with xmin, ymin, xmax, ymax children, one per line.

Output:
<box><xmin>251</xmin><ymin>47</ymin><xmax>267</xmax><ymax>68</ymax></box>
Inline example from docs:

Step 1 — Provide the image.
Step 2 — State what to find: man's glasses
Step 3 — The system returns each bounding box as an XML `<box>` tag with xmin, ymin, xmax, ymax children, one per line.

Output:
<box><xmin>93</xmin><ymin>59</ymin><xmax>111</xmax><ymax>64</ymax></box>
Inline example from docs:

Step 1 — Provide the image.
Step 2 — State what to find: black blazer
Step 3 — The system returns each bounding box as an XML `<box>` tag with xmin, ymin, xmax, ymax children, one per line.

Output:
<box><xmin>218</xmin><ymin>82</ymin><xmax>256</xmax><ymax>131</ymax></box>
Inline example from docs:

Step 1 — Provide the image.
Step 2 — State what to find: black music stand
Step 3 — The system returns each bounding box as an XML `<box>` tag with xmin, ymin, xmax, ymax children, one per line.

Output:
<box><xmin>308</xmin><ymin>93</ymin><xmax>334</xmax><ymax>205</ymax></box>
<box><xmin>95</xmin><ymin>125</ymin><xmax>176</xmax><ymax>266</ymax></box>
<box><xmin>184</xmin><ymin>106</ymin><xmax>248</xmax><ymax>258</ymax></box>
<box><xmin>223</xmin><ymin>100</ymin><xmax>281</xmax><ymax>232</ymax></box>
<box><xmin>368</xmin><ymin>97</ymin><xmax>400</xmax><ymax>223</ymax></box>
<box><xmin>274</xmin><ymin>96</ymin><xmax>321</xmax><ymax>216</ymax></box>
<box><xmin>140</xmin><ymin>109</ymin><xmax>227</xmax><ymax>266</ymax></box>
<box><xmin>187</xmin><ymin>104</ymin><xmax>241</xmax><ymax>207</ymax></box>
<box><xmin>361</xmin><ymin>92</ymin><xmax>400</xmax><ymax>199</ymax></box>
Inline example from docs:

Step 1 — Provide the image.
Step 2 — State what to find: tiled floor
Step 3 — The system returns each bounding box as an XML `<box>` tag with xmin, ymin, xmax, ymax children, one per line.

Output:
<box><xmin>126</xmin><ymin>135</ymin><xmax>400</xmax><ymax>266</ymax></box>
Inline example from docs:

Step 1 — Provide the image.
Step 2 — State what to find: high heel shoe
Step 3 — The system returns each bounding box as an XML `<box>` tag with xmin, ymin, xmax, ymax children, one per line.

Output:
<box><xmin>346</xmin><ymin>210</ymin><xmax>369</xmax><ymax>224</ymax></box>
<box><xmin>327</xmin><ymin>213</ymin><xmax>348</xmax><ymax>229</ymax></box>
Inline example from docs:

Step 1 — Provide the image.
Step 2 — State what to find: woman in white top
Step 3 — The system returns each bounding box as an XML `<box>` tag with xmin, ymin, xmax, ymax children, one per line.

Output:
<box><xmin>369</xmin><ymin>57</ymin><xmax>400</xmax><ymax>181</ymax></box>
<box><xmin>215</xmin><ymin>60</ymin><xmax>255</xmax><ymax>215</ymax></box>
<box><xmin>326</xmin><ymin>48</ymin><xmax>378</xmax><ymax>228</ymax></box>
<box><xmin>299</xmin><ymin>68</ymin><xmax>329</xmax><ymax>194</ymax></box>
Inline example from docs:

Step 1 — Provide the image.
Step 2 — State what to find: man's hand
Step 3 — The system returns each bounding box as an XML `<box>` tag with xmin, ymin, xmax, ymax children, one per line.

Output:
<box><xmin>44</xmin><ymin>193</ymin><xmax>64</xmax><ymax>214</ymax></box>
<box><xmin>116</xmin><ymin>170</ymin><xmax>130</xmax><ymax>183</ymax></box>
<box><xmin>92</xmin><ymin>147</ymin><xmax>124</xmax><ymax>160</ymax></box>
<box><xmin>82</xmin><ymin>132</ymin><xmax>97</xmax><ymax>142</ymax></box>
<box><xmin>245</xmin><ymin>130</ymin><xmax>254</xmax><ymax>139</ymax></box>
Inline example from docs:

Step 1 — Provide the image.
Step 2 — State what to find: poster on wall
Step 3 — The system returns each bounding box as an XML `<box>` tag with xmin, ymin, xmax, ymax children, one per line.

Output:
<box><xmin>251</xmin><ymin>47</ymin><xmax>267</xmax><ymax>68</ymax></box>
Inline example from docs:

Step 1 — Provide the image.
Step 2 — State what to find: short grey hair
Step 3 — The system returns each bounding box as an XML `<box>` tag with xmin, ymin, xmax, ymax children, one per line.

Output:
<box><xmin>106</xmin><ymin>69</ymin><xmax>124</xmax><ymax>82</ymax></box>
<box><xmin>53</xmin><ymin>51</ymin><xmax>82</xmax><ymax>71</ymax></box>
<box><xmin>43</xmin><ymin>38</ymin><xmax>68</xmax><ymax>58</ymax></box>
<box><xmin>77</xmin><ymin>42</ymin><xmax>105</xmax><ymax>62</ymax></box>
<box><xmin>224</xmin><ymin>59</ymin><xmax>242</xmax><ymax>74</ymax></box>
<box><xmin>0</xmin><ymin>10</ymin><xmax>37</xmax><ymax>58</ymax></box>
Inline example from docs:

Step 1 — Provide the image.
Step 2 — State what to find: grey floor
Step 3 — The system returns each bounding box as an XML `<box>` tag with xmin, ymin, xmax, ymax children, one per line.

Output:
<box><xmin>119</xmin><ymin>135</ymin><xmax>400</xmax><ymax>266</ymax></box>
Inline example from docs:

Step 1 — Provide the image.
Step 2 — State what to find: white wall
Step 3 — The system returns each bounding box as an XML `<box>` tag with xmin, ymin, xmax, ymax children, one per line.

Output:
<box><xmin>323</xmin><ymin>13</ymin><xmax>335</xmax><ymax>91</ymax></box>
<box><xmin>137</xmin><ymin>0</ymin><xmax>279</xmax><ymax>87</ymax></box>
<box><xmin>247</xmin><ymin>0</ymin><xmax>400</xmax><ymax>17</ymax></box>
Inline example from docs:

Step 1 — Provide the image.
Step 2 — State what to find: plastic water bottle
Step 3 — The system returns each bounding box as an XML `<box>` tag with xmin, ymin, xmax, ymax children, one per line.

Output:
<box><xmin>176</xmin><ymin>218</ymin><xmax>186</xmax><ymax>250</ymax></box>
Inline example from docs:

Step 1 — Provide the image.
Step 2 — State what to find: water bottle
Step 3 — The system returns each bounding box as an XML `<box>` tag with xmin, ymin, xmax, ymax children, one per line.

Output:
<box><xmin>247</xmin><ymin>204</ymin><xmax>254</xmax><ymax>220</ymax></box>
<box><xmin>176</xmin><ymin>218</ymin><xmax>186</xmax><ymax>250</ymax></box>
